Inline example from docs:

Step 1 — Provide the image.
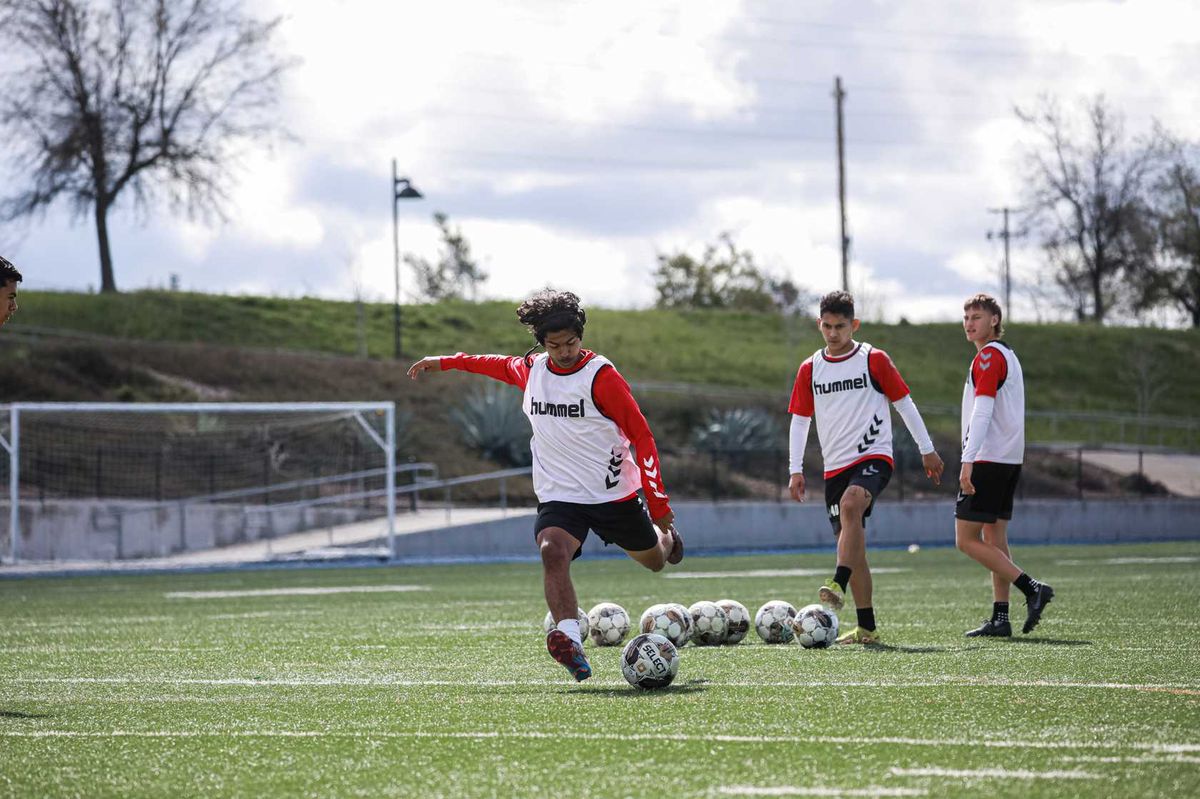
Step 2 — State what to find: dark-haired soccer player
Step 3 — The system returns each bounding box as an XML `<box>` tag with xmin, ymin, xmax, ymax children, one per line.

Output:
<box><xmin>408</xmin><ymin>289</ymin><xmax>683</xmax><ymax>681</ymax></box>
<box><xmin>956</xmin><ymin>293</ymin><xmax>1054</xmax><ymax>637</ymax></box>
<box><xmin>0</xmin><ymin>256</ymin><xmax>20</xmax><ymax>328</ymax></box>
<box><xmin>787</xmin><ymin>291</ymin><xmax>944</xmax><ymax>644</ymax></box>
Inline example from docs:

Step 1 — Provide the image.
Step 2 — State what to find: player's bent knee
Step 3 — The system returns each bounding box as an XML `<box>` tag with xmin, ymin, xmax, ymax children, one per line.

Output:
<box><xmin>628</xmin><ymin>546</ymin><xmax>665</xmax><ymax>572</ymax></box>
<box><xmin>538</xmin><ymin>530</ymin><xmax>577</xmax><ymax>566</ymax></box>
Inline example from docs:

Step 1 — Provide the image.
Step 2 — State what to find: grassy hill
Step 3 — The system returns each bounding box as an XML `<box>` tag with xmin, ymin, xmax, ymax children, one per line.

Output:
<box><xmin>4</xmin><ymin>290</ymin><xmax>1195</xmax><ymax>501</ymax></box>
<box><xmin>11</xmin><ymin>290</ymin><xmax>1200</xmax><ymax>418</ymax></box>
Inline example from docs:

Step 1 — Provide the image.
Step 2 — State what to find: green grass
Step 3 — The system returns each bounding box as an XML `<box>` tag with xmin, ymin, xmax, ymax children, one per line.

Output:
<box><xmin>13</xmin><ymin>290</ymin><xmax>1200</xmax><ymax>418</ymax></box>
<box><xmin>2</xmin><ymin>541</ymin><xmax>1198</xmax><ymax>797</ymax></box>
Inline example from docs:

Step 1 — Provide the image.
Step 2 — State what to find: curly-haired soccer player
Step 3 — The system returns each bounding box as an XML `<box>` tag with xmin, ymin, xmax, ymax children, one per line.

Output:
<box><xmin>0</xmin><ymin>256</ymin><xmax>21</xmax><ymax>328</ymax></box>
<box><xmin>408</xmin><ymin>289</ymin><xmax>683</xmax><ymax>681</ymax></box>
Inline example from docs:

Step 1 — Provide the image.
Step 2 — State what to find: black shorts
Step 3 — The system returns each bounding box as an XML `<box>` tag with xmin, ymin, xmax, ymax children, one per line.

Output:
<box><xmin>534</xmin><ymin>495</ymin><xmax>659</xmax><ymax>559</ymax></box>
<box><xmin>956</xmin><ymin>462</ymin><xmax>1022</xmax><ymax>523</ymax></box>
<box><xmin>824</xmin><ymin>458</ymin><xmax>893</xmax><ymax>534</ymax></box>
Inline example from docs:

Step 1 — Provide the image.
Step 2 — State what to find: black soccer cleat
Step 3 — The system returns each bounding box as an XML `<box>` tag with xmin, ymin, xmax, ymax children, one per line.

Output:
<box><xmin>1022</xmin><ymin>583</ymin><xmax>1055</xmax><ymax>634</ymax></box>
<box><xmin>666</xmin><ymin>525</ymin><xmax>684</xmax><ymax>565</ymax></box>
<box><xmin>965</xmin><ymin>619</ymin><xmax>1012</xmax><ymax>638</ymax></box>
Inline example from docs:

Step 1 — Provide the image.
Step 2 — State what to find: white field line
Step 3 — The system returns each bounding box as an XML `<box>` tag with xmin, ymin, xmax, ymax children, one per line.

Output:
<box><xmin>1056</xmin><ymin>556</ymin><xmax>1199</xmax><ymax>566</ymax></box>
<box><xmin>718</xmin><ymin>787</ymin><xmax>926</xmax><ymax>797</ymax></box>
<box><xmin>889</xmin><ymin>767</ymin><xmax>1100</xmax><ymax>780</ymax></box>
<box><xmin>0</xmin><ymin>730</ymin><xmax>1195</xmax><ymax>754</ymax></box>
<box><xmin>667</xmin><ymin>568</ymin><xmax>909</xmax><ymax>580</ymax></box>
<box><xmin>164</xmin><ymin>585</ymin><xmax>429</xmax><ymax>599</ymax></box>
<box><xmin>8</xmin><ymin>676</ymin><xmax>1200</xmax><ymax>693</ymax></box>
<box><xmin>1059</xmin><ymin>755</ymin><xmax>1200</xmax><ymax>764</ymax></box>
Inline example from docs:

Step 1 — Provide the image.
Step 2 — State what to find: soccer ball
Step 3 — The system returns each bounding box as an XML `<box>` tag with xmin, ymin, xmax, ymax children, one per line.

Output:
<box><xmin>543</xmin><ymin>607</ymin><xmax>589</xmax><ymax>642</ymax></box>
<box><xmin>755</xmin><ymin>600</ymin><xmax>797</xmax><ymax>644</ymax></box>
<box><xmin>666</xmin><ymin>602</ymin><xmax>694</xmax><ymax>643</ymax></box>
<box><xmin>621</xmin><ymin>633</ymin><xmax>680</xmax><ymax>690</ymax></box>
<box><xmin>587</xmin><ymin>602</ymin><xmax>631</xmax><ymax>646</ymax></box>
<box><xmin>639</xmin><ymin>603</ymin><xmax>691</xmax><ymax>647</ymax></box>
<box><xmin>792</xmin><ymin>603</ymin><xmax>840</xmax><ymax>649</ymax></box>
<box><xmin>687</xmin><ymin>600</ymin><xmax>729</xmax><ymax>646</ymax></box>
<box><xmin>715</xmin><ymin>599</ymin><xmax>751</xmax><ymax>645</ymax></box>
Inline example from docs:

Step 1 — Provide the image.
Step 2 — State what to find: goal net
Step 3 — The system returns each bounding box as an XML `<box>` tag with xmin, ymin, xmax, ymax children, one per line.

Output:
<box><xmin>0</xmin><ymin>402</ymin><xmax>400</xmax><ymax>563</ymax></box>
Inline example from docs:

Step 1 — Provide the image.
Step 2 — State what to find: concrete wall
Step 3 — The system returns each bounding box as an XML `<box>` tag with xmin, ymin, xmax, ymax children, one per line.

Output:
<box><xmin>387</xmin><ymin>498</ymin><xmax>1200</xmax><ymax>562</ymax></box>
<box><xmin>0</xmin><ymin>500</ymin><xmax>368</xmax><ymax>561</ymax></box>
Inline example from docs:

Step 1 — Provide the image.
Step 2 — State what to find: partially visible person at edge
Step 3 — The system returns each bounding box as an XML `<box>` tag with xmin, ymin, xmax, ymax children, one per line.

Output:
<box><xmin>0</xmin><ymin>256</ymin><xmax>20</xmax><ymax>328</ymax></box>
<box><xmin>956</xmin><ymin>293</ymin><xmax>1054</xmax><ymax>637</ymax></box>
<box><xmin>407</xmin><ymin>289</ymin><xmax>683</xmax><ymax>682</ymax></box>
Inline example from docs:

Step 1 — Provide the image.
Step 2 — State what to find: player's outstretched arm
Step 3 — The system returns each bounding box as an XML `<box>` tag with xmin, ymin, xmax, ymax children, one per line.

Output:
<box><xmin>407</xmin><ymin>356</ymin><xmax>444</xmax><ymax>380</ymax></box>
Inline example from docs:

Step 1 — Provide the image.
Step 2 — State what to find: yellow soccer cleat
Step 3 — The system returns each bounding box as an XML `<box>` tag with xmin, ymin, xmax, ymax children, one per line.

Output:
<box><xmin>835</xmin><ymin>625</ymin><xmax>882</xmax><ymax>645</ymax></box>
<box><xmin>818</xmin><ymin>580</ymin><xmax>844</xmax><ymax>610</ymax></box>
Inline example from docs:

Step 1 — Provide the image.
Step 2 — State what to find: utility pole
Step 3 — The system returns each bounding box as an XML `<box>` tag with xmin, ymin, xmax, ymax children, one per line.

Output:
<box><xmin>834</xmin><ymin>76</ymin><xmax>850</xmax><ymax>292</ymax></box>
<box><xmin>987</xmin><ymin>207</ymin><xmax>1025</xmax><ymax>319</ymax></box>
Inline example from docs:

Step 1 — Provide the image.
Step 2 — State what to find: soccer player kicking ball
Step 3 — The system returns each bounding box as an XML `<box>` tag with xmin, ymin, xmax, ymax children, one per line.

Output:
<box><xmin>787</xmin><ymin>291</ymin><xmax>944</xmax><ymax>645</ymax></box>
<box><xmin>408</xmin><ymin>290</ymin><xmax>683</xmax><ymax>681</ymax></box>
<box><xmin>956</xmin><ymin>294</ymin><xmax>1054</xmax><ymax>637</ymax></box>
<box><xmin>0</xmin><ymin>256</ymin><xmax>21</xmax><ymax>329</ymax></box>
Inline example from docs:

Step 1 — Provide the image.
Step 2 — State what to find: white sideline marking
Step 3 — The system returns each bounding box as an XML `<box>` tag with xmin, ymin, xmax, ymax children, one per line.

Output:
<box><xmin>1060</xmin><ymin>755</ymin><xmax>1200</xmax><ymax>764</ymax></box>
<box><xmin>718</xmin><ymin>787</ymin><xmax>926</xmax><ymax>797</ymax></box>
<box><xmin>9</xmin><ymin>677</ymin><xmax>1200</xmax><ymax>694</ymax></box>
<box><xmin>666</xmin><ymin>568</ymin><xmax>909</xmax><ymax>580</ymax></box>
<box><xmin>1056</xmin><ymin>556</ymin><xmax>1199</xmax><ymax>566</ymax></box>
<box><xmin>0</xmin><ymin>730</ymin><xmax>1195</xmax><ymax>754</ymax></box>
<box><xmin>889</xmin><ymin>767</ymin><xmax>1100</xmax><ymax>780</ymax></box>
<box><xmin>164</xmin><ymin>585</ymin><xmax>429</xmax><ymax>599</ymax></box>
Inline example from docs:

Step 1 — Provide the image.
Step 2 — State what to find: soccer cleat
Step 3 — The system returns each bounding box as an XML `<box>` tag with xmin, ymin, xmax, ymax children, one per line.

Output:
<box><xmin>1022</xmin><ymin>583</ymin><xmax>1055</xmax><ymax>634</ymax></box>
<box><xmin>835</xmin><ymin>626</ymin><xmax>881</xmax><ymax>645</ymax></box>
<box><xmin>818</xmin><ymin>580</ymin><xmax>844</xmax><ymax>610</ymax></box>
<box><xmin>546</xmin><ymin>629</ymin><xmax>592</xmax><ymax>682</ymax></box>
<box><xmin>965</xmin><ymin>619</ymin><xmax>1012</xmax><ymax>638</ymax></box>
<box><xmin>666</xmin><ymin>525</ymin><xmax>685</xmax><ymax>565</ymax></box>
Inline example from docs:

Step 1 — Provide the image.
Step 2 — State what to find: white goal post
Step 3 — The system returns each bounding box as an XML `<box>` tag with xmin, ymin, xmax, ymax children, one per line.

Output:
<box><xmin>0</xmin><ymin>402</ymin><xmax>398</xmax><ymax>563</ymax></box>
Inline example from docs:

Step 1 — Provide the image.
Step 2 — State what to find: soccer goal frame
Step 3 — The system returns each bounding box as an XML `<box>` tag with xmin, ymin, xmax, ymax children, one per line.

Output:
<box><xmin>0</xmin><ymin>402</ymin><xmax>397</xmax><ymax>563</ymax></box>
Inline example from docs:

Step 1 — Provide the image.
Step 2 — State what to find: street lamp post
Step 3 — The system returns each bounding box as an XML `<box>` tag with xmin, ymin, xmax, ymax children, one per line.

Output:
<box><xmin>392</xmin><ymin>159</ymin><xmax>423</xmax><ymax>360</ymax></box>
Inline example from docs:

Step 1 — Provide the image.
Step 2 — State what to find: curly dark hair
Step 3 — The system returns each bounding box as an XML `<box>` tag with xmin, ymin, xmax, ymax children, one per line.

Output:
<box><xmin>818</xmin><ymin>290</ymin><xmax>854</xmax><ymax>319</ymax></box>
<box><xmin>516</xmin><ymin>289</ymin><xmax>586</xmax><ymax>344</ymax></box>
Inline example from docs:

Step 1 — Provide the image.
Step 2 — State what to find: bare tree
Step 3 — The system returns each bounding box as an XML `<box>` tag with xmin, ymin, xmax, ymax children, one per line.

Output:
<box><xmin>1139</xmin><ymin>128</ymin><xmax>1200</xmax><ymax>327</ymax></box>
<box><xmin>0</xmin><ymin>0</ymin><xmax>294</xmax><ymax>292</ymax></box>
<box><xmin>1015</xmin><ymin>95</ymin><xmax>1157</xmax><ymax>323</ymax></box>
<box><xmin>403</xmin><ymin>212</ymin><xmax>488</xmax><ymax>302</ymax></box>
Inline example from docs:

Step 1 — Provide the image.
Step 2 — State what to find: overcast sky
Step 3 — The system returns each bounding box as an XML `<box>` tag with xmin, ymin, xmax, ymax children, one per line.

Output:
<box><xmin>5</xmin><ymin>0</ymin><xmax>1200</xmax><ymax>323</ymax></box>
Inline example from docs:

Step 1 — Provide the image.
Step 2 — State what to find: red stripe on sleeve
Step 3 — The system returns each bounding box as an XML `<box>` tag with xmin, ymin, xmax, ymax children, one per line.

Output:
<box><xmin>868</xmin><ymin>348</ymin><xmax>910</xmax><ymax>402</ymax></box>
<box><xmin>788</xmin><ymin>359</ymin><xmax>815</xmax><ymax>416</ymax></box>
<box><xmin>440</xmin><ymin>353</ymin><xmax>531</xmax><ymax>389</ymax></box>
<box><xmin>971</xmin><ymin>347</ymin><xmax>1007</xmax><ymax>397</ymax></box>
<box><xmin>593</xmin><ymin>365</ymin><xmax>671</xmax><ymax>520</ymax></box>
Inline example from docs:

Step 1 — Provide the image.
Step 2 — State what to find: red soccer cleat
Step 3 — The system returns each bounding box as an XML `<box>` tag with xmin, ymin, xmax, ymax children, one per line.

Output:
<box><xmin>546</xmin><ymin>630</ymin><xmax>592</xmax><ymax>681</ymax></box>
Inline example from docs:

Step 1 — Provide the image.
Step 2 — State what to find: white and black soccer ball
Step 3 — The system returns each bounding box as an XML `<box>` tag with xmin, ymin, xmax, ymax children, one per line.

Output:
<box><xmin>543</xmin><ymin>607</ymin><xmax>589</xmax><ymax>642</ymax></box>
<box><xmin>639</xmin><ymin>603</ymin><xmax>691</xmax><ymax>648</ymax></box>
<box><xmin>621</xmin><ymin>632</ymin><xmax>680</xmax><ymax>690</ymax></box>
<box><xmin>587</xmin><ymin>602</ymin><xmax>631</xmax><ymax>646</ymax></box>
<box><xmin>715</xmin><ymin>599</ymin><xmax>751</xmax><ymax>645</ymax></box>
<box><xmin>688</xmin><ymin>600</ymin><xmax>729</xmax><ymax>646</ymax></box>
<box><xmin>755</xmin><ymin>600</ymin><xmax>797</xmax><ymax>644</ymax></box>
<box><xmin>792</xmin><ymin>603</ymin><xmax>839</xmax><ymax>649</ymax></box>
<box><xmin>666</xmin><ymin>602</ymin><xmax>694</xmax><ymax>643</ymax></box>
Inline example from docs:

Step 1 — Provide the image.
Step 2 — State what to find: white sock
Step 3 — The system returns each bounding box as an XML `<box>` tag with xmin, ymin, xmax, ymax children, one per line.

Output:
<box><xmin>556</xmin><ymin>618</ymin><xmax>582</xmax><ymax>646</ymax></box>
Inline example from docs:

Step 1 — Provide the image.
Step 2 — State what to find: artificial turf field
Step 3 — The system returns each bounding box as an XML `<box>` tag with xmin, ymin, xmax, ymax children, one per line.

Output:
<box><xmin>1</xmin><ymin>541</ymin><xmax>1198</xmax><ymax>798</ymax></box>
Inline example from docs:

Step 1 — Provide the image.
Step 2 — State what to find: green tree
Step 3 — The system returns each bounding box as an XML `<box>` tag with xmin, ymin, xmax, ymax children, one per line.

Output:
<box><xmin>653</xmin><ymin>233</ymin><xmax>811</xmax><ymax>313</ymax></box>
<box><xmin>404</xmin><ymin>212</ymin><xmax>488</xmax><ymax>301</ymax></box>
<box><xmin>0</xmin><ymin>0</ymin><xmax>294</xmax><ymax>293</ymax></box>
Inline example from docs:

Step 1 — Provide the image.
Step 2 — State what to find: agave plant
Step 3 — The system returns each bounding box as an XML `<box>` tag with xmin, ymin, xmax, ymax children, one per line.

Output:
<box><xmin>690</xmin><ymin>407</ymin><xmax>783</xmax><ymax>452</ymax></box>
<box><xmin>450</xmin><ymin>384</ymin><xmax>532</xmax><ymax>467</ymax></box>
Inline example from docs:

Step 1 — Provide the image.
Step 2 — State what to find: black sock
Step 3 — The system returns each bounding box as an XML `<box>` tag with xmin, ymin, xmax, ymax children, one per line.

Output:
<box><xmin>856</xmin><ymin>607</ymin><xmax>876</xmax><ymax>631</ymax></box>
<box><xmin>992</xmin><ymin>602</ymin><xmax>1010</xmax><ymax>624</ymax></box>
<box><xmin>833</xmin><ymin>565</ymin><xmax>852</xmax><ymax>592</ymax></box>
<box><xmin>1013</xmin><ymin>573</ymin><xmax>1040</xmax><ymax>599</ymax></box>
